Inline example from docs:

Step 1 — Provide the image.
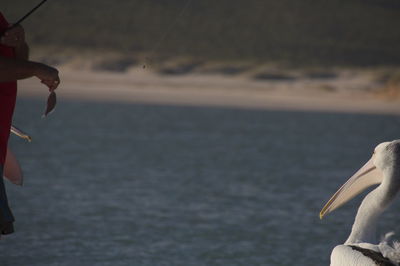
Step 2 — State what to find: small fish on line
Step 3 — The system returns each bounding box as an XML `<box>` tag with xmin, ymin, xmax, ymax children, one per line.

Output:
<box><xmin>43</xmin><ymin>90</ymin><xmax>57</xmax><ymax>117</ymax></box>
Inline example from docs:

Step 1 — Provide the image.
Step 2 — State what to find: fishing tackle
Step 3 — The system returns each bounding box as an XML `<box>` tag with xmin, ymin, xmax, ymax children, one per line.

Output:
<box><xmin>1</xmin><ymin>0</ymin><xmax>49</xmax><ymax>35</ymax></box>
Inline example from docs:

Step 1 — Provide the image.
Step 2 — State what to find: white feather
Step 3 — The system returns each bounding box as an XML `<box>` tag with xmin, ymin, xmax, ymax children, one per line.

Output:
<box><xmin>378</xmin><ymin>232</ymin><xmax>400</xmax><ymax>265</ymax></box>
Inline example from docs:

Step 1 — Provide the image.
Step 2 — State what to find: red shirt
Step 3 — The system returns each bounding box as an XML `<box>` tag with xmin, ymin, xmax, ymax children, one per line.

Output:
<box><xmin>0</xmin><ymin>13</ymin><xmax>17</xmax><ymax>165</ymax></box>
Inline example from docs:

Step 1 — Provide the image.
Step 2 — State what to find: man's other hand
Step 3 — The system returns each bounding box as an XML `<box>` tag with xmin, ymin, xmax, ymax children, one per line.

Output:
<box><xmin>0</xmin><ymin>25</ymin><xmax>26</xmax><ymax>48</ymax></box>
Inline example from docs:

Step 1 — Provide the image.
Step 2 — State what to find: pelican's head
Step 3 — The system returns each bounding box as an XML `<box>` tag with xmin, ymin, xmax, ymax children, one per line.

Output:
<box><xmin>373</xmin><ymin>140</ymin><xmax>400</xmax><ymax>172</ymax></box>
<box><xmin>320</xmin><ymin>140</ymin><xmax>400</xmax><ymax>219</ymax></box>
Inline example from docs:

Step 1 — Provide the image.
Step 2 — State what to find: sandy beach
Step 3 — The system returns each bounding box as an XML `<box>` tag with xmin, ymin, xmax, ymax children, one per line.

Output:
<box><xmin>17</xmin><ymin>66</ymin><xmax>400</xmax><ymax>115</ymax></box>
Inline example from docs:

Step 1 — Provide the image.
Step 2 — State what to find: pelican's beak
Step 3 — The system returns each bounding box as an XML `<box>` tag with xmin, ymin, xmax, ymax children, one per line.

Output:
<box><xmin>319</xmin><ymin>157</ymin><xmax>383</xmax><ymax>219</ymax></box>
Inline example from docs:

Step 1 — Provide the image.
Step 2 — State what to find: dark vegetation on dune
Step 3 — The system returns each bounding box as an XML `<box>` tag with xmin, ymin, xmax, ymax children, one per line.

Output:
<box><xmin>2</xmin><ymin>0</ymin><xmax>400</xmax><ymax>67</ymax></box>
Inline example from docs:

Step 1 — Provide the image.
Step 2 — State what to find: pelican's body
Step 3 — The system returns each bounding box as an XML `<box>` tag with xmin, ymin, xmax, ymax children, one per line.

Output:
<box><xmin>330</xmin><ymin>245</ymin><xmax>395</xmax><ymax>266</ymax></box>
<box><xmin>320</xmin><ymin>140</ymin><xmax>400</xmax><ymax>266</ymax></box>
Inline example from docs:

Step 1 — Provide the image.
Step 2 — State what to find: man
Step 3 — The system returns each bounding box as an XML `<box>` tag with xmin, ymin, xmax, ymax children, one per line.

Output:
<box><xmin>0</xmin><ymin>12</ymin><xmax>60</xmax><ymax>235</ymax></box>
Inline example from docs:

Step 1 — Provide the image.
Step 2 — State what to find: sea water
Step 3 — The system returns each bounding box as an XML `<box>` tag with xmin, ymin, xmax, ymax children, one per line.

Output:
<box><xmin>1</xmin><ymin>98</ymin><xmax>400</xmax><ymax>266</ymax></box>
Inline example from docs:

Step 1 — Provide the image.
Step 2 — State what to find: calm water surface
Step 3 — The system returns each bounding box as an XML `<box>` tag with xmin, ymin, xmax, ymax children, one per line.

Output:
<box><xmin>1</xmin><ymin>98</ymin><xmax>400</xmax><ymax>266</ymax></box>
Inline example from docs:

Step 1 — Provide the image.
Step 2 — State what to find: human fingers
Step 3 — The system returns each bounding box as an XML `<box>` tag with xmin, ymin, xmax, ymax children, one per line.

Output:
<box><xmin>34</xmin><ymin>63</ymin><xmax>60</xmax><ymax>91</ymax></box>
<box><xmin>41</xmin><ymin>78</ymin><xmax>60</xmax><ymax>91</ymax></box>
<box><xmin>35</xmin><ymin>63</ymin><xmax>59</xmax><ymax>80</ymax></box>
<box><xmin>38</xmin><ymin>77</ymin><xmax>59</xmax><ymax>91</ymax></box>
<box><xmin>1</xmin><ymin>26</ymin><xmax>25</xmax><ymax>47</ymax></box>
<box><xmin>4</xmin><ymin>25</ymin><xmax>25</xmax><ymax>39</ymax></box>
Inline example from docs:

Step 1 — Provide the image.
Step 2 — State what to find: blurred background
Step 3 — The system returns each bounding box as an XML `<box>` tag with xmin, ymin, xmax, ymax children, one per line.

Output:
<box><xmin>1</xmin><ymin>1</ymin><xmax>400</xmax><ymax>265</ymax></box>
<box><xmin>3</xmin><ymin>0</ymin><xmax>400</xmax><ymax>66</ymax></box>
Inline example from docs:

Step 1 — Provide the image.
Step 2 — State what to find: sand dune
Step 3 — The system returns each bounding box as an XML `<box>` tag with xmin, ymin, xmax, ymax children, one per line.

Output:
<box><xmin>17</xmin><ymin>66</ymin><xmax>400</xmax><ymax>115</ymax></box>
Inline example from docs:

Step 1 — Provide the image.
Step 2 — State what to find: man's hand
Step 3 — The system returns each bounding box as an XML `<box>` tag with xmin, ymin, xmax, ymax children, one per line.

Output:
<box><xmin>0</xmin><ymin>25</ymin><xmax>26</xmax><ymax>48</ymax></box>
<box><xmin>34</xmin><ymin>63</ymin><xmax>60</xmax><ymax>91</ymax></box>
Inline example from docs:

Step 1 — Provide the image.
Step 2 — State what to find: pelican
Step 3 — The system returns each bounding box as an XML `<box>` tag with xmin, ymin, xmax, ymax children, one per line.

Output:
<box><xmin>320</xmin><ymin>140</ymin><xmax>400</xmax><ymax>266</ymax></box>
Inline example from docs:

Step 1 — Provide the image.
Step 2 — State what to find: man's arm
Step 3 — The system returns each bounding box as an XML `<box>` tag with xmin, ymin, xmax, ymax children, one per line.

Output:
<box><xmin>0</xmin><ymin>55</ymin><xmax>48</xmax><ymax>81</ymax></box>
<box><xmin>0</xmin><ymin>56</ymin><xmax>60</xmax><ymax>90</ymax></box>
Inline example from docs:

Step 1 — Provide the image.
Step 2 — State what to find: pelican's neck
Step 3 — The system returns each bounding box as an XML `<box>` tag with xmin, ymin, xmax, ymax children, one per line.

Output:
<box><xmin>345</xmin><ymin>167</ymin><xmax>400</xmax><ymax>245</ymax></box>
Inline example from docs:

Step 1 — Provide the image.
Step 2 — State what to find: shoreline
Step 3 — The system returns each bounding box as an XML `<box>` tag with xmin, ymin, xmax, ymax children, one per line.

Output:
<box><xmin>17</xmin><ymin>67</ymin><xmax>400</xmax><ymax>115</ymax></box>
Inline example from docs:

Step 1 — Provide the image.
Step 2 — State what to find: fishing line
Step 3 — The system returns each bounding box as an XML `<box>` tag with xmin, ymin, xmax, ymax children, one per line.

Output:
<box><xmin>13</xmin><ymin>0</ymin><xmax>48</xmax><ymax>27</ymax></box>
<box><xmin>143</xmin><ymin>0</ymin><xmax>194</xmax><ymax>69</ymax></box>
